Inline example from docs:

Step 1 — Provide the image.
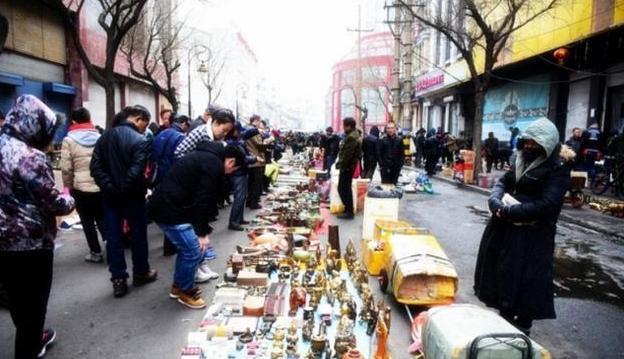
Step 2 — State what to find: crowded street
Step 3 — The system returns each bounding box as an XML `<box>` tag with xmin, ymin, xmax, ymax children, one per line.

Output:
<box><xmin>1</xmin><ymin>175</ymin><xmax>623</xmax><ymax>358</ymax></box>
<box><xmin>2</xmin><ymin>1</ymin><xmax>624</xmax><ymax>359</ymax></box>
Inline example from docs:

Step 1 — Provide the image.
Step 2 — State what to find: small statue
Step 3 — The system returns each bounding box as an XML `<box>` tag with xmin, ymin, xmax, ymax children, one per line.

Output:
<box><xmin>366</xmin><ymin>301</ymin><xmax>379</xmax><ymax>336</ymax></box>
<box><xmin>334</xmin><ymin>315</ymin><xmax>356</xmax><ymax>358</ymax></box>
<box><xmin>289</xmin><ymin>287</ymin><xmax>307</xmax><ymax>316</ymax></box>
<box><xmin>302</xmin><ymin>318</ymin><xmax>314</xmax><ymax>342</ymax></box>
<box><xmin>373</xmin><ymin>308</ymin><xmax>390</xmax><ymax>359</ymax></box>
<box><xmin>315</xmin><ymin>269</ymin><xmax>327</xmax><ymax>289</ymax></box>
<box><xmin>286</xmin><ymin>321</ymin><xmax>298</xmax><ymax>347</ymax></box>
<box><xmin>354</xmin><ymin>268</ymin><xmax>368</xmax><ymax>293</ymax></box>
<box><xmin>344</xmin><ymin>239</ymin><xmax>357</xmax><ymax>269</ymax></box>
<box><xmin>310</xmin><ymin>322</ymin><xmax>327</xmax><ymax>355</ymax></box>
<box><xmin>309</xmin><ymin>286</ymin><xmax>323</xmax><ymax>309</ymax></box>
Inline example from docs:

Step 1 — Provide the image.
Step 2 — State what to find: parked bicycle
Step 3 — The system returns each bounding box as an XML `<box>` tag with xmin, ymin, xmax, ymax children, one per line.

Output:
<box><xmin>591</xmin><ymin>155</ymin><xmax>624</xmax><ymax>197</ymax></box>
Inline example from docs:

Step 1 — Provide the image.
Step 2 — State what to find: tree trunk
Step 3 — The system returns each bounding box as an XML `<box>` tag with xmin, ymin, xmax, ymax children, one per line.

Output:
<box><xmin>471</xmin><ymin>87</ymin><xmax>485</xmax><ymax>182</ymax></box>
<box><xmin>104</xmin><ymin>84</ymin><xmax>115</xmax><ymax>129</ymax></box>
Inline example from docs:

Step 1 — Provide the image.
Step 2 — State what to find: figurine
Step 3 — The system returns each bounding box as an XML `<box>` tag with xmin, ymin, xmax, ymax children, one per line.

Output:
<box><xmin>373</xmin><ymin>309</ymin><xmax>390</xmax><ymax>359</ymax></box>
<box><xmin>302</xmin><ymin>318</ymin><xmax>314</xmax><ymax>342</ymax></box>
<box><xmin>344</xmin><ymin>239</ymin><xmax>356</xmax><ymax>269</ymax></box>
<box><xmin>354</xmin><ymin>268</ymin><xmax>368</xmax><ymax>293</ymax></box>
<box><xmin>315</xmin><ymin>269</ymin><xmax>327</xmax><ymax>289</ymax></box>
<box><xmin>289</xmin><ymin>287</ymin><xmax>307</xmax><ymax>316</ymax></box>
<box><xmin>310</xmin><ymin>322</ymin><xmax>327</xmax><ymax>355</ymax></box>
<box><xmin>334</xmin><ymin>315</ymin><xmax>356</xmax><ymax>358</ymax></box>
<box><xmin>286</xmin><ymin>321</ymin><xmax>298</xmax><ymax>347</ymax></box>
<box><xmin>366</xmin><ymin>301</ymin><xmax>379</xmax><ymax>336</ymax></box>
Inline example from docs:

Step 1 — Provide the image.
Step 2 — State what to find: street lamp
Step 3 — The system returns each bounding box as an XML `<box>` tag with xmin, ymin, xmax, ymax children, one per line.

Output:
<box><xmin>186</xmin><ymin>45</ymin><xmax>210</xmax><ymax>116</ymax></box>
<box><xmin>235</xmin><ymin>83</ymin><xmax>248</xmax><ymax>121</ymax></box>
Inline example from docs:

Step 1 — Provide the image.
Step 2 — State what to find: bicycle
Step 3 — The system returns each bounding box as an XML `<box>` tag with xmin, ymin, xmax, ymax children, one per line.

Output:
<box><xmin>591</xmin><ymin>155</ymin><xmax>624</xmax><ymax>197</ymax></box>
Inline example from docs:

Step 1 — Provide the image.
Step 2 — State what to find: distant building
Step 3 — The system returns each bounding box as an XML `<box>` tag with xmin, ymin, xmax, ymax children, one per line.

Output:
<box><xmin>0</xmin><ymin>0</ymin><xmax>174</xmax><ymax>129</ymax></box>
<box><xmin>330</xmin><ymin>32</ymin><xmax>393</xmax><ymax>133</ymax></box>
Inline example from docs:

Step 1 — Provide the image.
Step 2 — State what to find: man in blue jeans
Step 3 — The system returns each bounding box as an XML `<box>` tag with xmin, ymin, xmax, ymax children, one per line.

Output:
<box><xmin>148</xmin><ymin>142</ymin><xmax>243</xmax><ymax>309</ymax></box>
<box><xmin>90</xmin><ymin>105</ymin><xmax>158</xmax><ymax>298</ymax></box>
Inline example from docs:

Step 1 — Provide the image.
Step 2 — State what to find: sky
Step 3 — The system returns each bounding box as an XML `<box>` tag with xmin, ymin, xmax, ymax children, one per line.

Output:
<box><xmin>184</xmin><ymin>0</ymin><xmax>386</xmax><ymax>127</ymax></box>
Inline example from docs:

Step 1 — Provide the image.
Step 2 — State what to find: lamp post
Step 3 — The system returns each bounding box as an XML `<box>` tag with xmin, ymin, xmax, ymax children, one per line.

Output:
<box><xmin>186</xmin><ymin>45</ymin><xmax>209</xmax><ymax>116</ymax></box>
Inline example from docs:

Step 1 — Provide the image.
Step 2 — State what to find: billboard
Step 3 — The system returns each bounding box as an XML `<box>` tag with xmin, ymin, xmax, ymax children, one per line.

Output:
<box><xmin>482</xmin><ymin>75</ymin><xmax>550</xmax><ymax>142</ymax></box>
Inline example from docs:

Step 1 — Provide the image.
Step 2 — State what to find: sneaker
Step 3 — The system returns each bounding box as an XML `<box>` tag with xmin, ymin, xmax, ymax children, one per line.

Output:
<box><xmin>84</xmin><ymin>252</ymin><xmax>104</xmax><ymax>263</ymax></box>
<box><xmin>246</xmin><ymin>204</ymin><xmax>262</xmax><ymax>210</ymax></box>
<box><xmin>195</xmin><ymin>269</ymin><xmax>213</xmax><ymax>283</ymax></box>
<box><xmin>38</xmin><ymin>328</ymin><xmax>56</xmax><ymax>358</ymax></box>
<box><xmin>112</xmin><ymin>278</ymin><xmax>128</xmax><ymax>298</ymax></box>
<box><xmin>133</xmin><ymin>269</ymin><xmax>158</xmax><ymax>286</ymax></box>
<box><xmin>177</xmin><ymin>289</ymin><xmax>207</xmax><ymax>309</ymax></box>
<box><xmin>241</xmin><ymin>220</ymin><xmax>250</xmax><ymax>225</ymax></box>
<box><xmin>169</xmin><ymin>284</ymin><xmax>202</xmax><ymax>299</ymax></box>
<box><xmin>198</xmin><ymin>262</ymin><xmax>220</xmax><ymax>280</ymax></box>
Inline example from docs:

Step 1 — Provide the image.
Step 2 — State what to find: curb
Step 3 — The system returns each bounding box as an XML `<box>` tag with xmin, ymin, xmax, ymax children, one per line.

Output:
<box><xmin>404</xmin><ymin>168</ymin><xmax>624</xmax><ymax>241</ymax></box>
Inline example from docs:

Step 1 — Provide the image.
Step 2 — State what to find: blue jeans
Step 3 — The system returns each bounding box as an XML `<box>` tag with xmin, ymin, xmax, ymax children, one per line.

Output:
<box><xmin>103</xmin><ymin>197</ymin><xmax>150</xmax><ymax>280</ymax></box>
<box><xmin>157</xmin><ymin>223</ymin><xmax>203</xmax><ymax>291</ymax></box>
<box><xmin>229</xmin><ymin>174</ymin><xmax>248</xmax><ymax>226</ymax></box>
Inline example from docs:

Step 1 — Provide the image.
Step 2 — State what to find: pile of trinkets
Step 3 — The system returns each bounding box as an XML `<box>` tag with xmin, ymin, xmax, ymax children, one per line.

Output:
<box><xmin>181</xmin><ymin>171</ymin><xmax>391</xmax><ymax>359</ymax></box>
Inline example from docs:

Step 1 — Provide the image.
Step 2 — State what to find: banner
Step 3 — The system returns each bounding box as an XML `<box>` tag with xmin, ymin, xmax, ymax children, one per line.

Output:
<box><xmin>482</xmin><ymin>75</ymin><xmax>550</xmax><ymax>143</ymax></box>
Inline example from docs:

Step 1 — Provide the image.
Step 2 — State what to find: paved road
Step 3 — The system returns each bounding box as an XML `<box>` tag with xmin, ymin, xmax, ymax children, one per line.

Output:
<box><xmin>1</xmin><ymin>179</ymin><xmax>623</xmax><ymax>358</ymax></box>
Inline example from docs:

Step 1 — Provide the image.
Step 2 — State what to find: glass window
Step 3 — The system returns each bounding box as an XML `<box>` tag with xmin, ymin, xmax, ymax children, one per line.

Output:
<box><xmin>362</xmin><ymin>87</ymin><xmax>387</xmax><ymax>123</ymax></box>
<box><xmin>340</xmin><ymin>89</ymin><xmax>355</xmax><ymax>118</ymax></box>
<box><xmin>342</xmin><ymin>69</ymin><xmax>356</xmax><ymax>86</ymax></box>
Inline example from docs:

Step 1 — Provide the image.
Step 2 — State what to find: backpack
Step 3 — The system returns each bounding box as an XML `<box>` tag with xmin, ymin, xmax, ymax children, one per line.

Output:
<box><xmin>150</xmin><ymin>128</ymin><xmax>184</xmax><ymax>187</ymax></box>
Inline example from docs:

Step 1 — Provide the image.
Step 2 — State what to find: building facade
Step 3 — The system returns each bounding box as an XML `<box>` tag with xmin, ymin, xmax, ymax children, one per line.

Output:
<box><xmin>330</xmin><ymin>32</ymin><xmax>394</xmax><ymax>133</ymax></box>
<box><xmin>410</xmin><ymin>0</ymin><xmax>624</xmax><ymax>143</ymax></box>
<box><xmin>0</xmin><ymin>0</ymin><xmax>172</xmax><ymax>130</ymax></box>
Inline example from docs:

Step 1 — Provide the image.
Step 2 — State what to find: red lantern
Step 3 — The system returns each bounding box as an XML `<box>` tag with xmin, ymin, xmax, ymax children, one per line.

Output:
<box><xmin>553</xmin><ymin>47</ymin><xmax>570</xmax><ymax>64</ymax></box>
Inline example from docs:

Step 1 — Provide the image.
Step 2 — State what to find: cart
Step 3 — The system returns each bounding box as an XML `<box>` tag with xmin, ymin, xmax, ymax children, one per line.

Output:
<box><xmin>566</xmin><ymin>171</ymin><xmax>587</xmax><ymax>208</ymax></box>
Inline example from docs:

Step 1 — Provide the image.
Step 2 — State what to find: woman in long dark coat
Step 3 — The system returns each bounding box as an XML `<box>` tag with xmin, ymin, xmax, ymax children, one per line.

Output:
<box><xmin>474</xmin><ymin>117</ymin><xmax>570</xmax><ymax>335</ymax></box>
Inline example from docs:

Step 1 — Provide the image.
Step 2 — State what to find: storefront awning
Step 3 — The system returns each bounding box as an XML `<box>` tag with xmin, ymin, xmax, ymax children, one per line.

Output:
<box><xmin>43</xmin><ymin>82</ymin><xmax>76</xmax><ymax>95</ymax></box>
<box><xmin>0</xmin><ymin>72</ymin><xmax>24</xmax><ymax>86</ymax></box>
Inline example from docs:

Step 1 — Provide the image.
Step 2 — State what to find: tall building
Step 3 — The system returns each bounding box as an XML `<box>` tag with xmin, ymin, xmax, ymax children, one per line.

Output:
<box><xmin>330</xmin><ymin>32</ymin><xmax>394</xmax><ymax>133</ymax></box>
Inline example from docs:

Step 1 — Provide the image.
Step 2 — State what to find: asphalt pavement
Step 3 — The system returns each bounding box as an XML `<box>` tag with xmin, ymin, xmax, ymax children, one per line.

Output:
<box><xmin>1</xmin><ymin>178</ymin><xmax>623</xmax><ymax>358</ymax></box>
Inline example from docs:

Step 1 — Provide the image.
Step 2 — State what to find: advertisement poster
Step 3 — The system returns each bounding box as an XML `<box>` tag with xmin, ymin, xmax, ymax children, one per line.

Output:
<box><xmin>482</xmin><ymin>74</ymin><xmax>550</xmax><ymax>143</ymax></box>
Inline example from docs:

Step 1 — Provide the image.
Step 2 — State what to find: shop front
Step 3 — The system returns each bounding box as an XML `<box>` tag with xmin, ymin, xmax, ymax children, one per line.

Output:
<box><xmin>414</xmin><ymin>69</ymin><xmax>465</xmax><ymax>136</ymax></box>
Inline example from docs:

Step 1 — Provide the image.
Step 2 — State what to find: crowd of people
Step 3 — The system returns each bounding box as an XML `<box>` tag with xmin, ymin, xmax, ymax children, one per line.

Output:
<box><xmin>0</xmin><ymin>94</ymin><xmax>293</xmax><ymax>358</ymax></box>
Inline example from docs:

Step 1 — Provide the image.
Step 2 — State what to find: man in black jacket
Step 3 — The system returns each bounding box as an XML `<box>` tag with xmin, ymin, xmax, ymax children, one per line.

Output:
<box><xmin>377</xmin><ymin>121</ymin><xmax>404</xmax><ymax>184</ymax></box>
<box><xmin>361</xmin><ymin>126</ymin><xmax>379</xmax><ymax>179</ymax></box>
<box><xmin>148</xmin><ymin>143</ymin><xmax>243</xmax><ymax>309</ymax></box>
<box><xmin>321</xmin><ymin>126</ymin><xmax>340</xmax><ymax>172</ymax></box>
<box><xmin>90</xmin><ymin>105</ymin><xmax>157</xmax><ymax>298</ymax></box>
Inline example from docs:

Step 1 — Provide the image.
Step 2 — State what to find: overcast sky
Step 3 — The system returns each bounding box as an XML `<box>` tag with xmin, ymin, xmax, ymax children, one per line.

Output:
<box><xmin>187</xmin><ymin>0</ymin><xmax>386</xmax><ymax>127</ymax></box>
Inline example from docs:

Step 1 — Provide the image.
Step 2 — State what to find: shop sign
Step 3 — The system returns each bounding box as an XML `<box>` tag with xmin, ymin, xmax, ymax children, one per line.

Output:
<box><xmin>416</xmin><ymin>73</ymin><xmax>444</xmax><ymax>91</ymax></box>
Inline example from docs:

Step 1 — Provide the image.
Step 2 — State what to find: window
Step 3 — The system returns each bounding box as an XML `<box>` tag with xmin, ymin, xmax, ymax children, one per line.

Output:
<box><xmin>342</xmin><ymin>69</ymin><xmax>356</xmax><ymax>86</ymax></box>
<box><xmin>363</xmin><ymin>66</ymin><xmax>388</xmax><ymax>83</ymax></box>
<box><xmin>340</xmin><ymin>89</ymin><xmax>355</xmax><ymax>118</ymax></box>
<box><xmin>362</xmin><ymin>87</ymin><xmax>387</xmax><ymax>123</ymax></box>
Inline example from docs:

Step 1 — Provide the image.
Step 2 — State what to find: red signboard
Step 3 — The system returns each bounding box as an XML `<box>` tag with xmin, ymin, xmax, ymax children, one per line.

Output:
<box><xmin>416</xmin><ymin>74</ymin><xmax>444</xmax><ymax>91</ymax></box>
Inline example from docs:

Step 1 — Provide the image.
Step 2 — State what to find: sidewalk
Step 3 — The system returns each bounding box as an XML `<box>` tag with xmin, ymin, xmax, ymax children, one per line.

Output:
<box><xmin>405</xmin><ymin>165</ymin><xmax>624</xmax><ymax>241</ymax></box>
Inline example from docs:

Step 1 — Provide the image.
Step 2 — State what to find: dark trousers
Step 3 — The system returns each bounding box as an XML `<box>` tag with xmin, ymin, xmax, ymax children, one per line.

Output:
<box><xmin>0</xmin><ymin>250</ymin><xmax>53</xmax><ymax>359</ymax></box>
<box><xmin>338</xmin><ymin>167</ymin><xmax>354</xmax><ymax>215</ymax></box>
<box><xmin>229</xmin><ymin>174</ymin><xmax>248</xmax><ymax>226</ymax></box>
<box><xmin>362</xmin><ymin>160</ymin><xmax>377</xmax><ymax>179</ymax></box>
<box><xmin>380</xmin><ymin>166</ymin><xmax>402</xmax><ymax>184</ymax></box>
<box><xmin>103</xmin><ymin>197</ymin><xmax>150</xmax><ymax>280</ymax></box>
<box><xmin>324</xmin><ymin>155</ymin><xmax>336</xmax><ymax>173</ymax></box>
<box><xmin>425</xmin><ymin>155</ymin><xmax>439</xmax><ymax>176</ymax></box>
<box><xmin>247</xmin><ymin>167</ymin><xmax>264</xmax><ymax>207</ymax></box>
<box><xmin>71</xmin><ymin>189</ymin><xmax>104</xmax><ymax>254</ymax></box>
<box><xmin>485</xmin><ymin>155</ymin><xmax>495</xmax><ymax>173</ymax></box>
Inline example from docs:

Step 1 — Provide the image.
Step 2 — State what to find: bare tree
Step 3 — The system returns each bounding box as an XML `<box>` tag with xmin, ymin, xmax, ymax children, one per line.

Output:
<box><xmin>50</xmin><ymin>0</ymin><xmax>149</xmax><ymax>128</ymax></box>
<box><xmin>397</xmin><ymin>0</ymin><xmax>560</xmax><ymax>175</ymax></box>
<box><xmin>123</xmin><ymin>2</ymin><xmax>183</xmax><ymax>112</ymax></box>
<box><xmin>199</xmin><ymin>48</ymin><xmax>225</xmax><ymax>106</ymax></box>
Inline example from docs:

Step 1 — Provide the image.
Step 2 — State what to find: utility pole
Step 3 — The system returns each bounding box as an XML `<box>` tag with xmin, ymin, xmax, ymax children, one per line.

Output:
<box><xmin>347</xmin><ymin>4</ymin><xmax>373</xmax><ymax>131</ymax></box>
<box><xmin>390</xmin><ymin>0</ymin><xmax>402</xmax><ymax>124</ymax></box>
<box><xmin>402</xmin><ymin>0</ymin><xmax>414</xmax><ymax>131</ymax></box>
